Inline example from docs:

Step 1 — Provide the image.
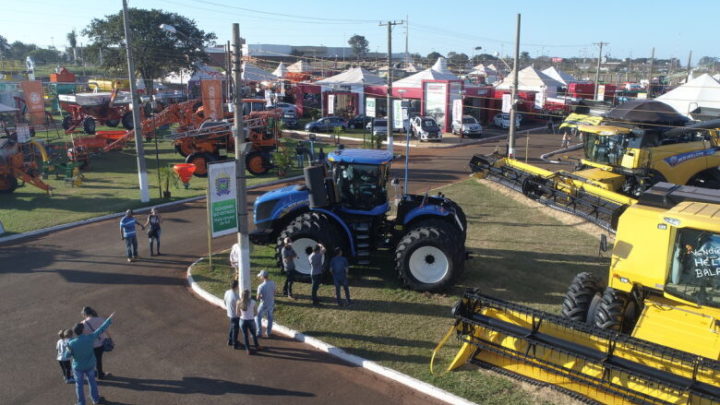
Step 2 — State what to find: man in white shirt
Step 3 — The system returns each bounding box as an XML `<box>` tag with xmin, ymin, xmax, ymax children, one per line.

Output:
<box><xmin>223</xmin><ymin>280</ymin><xmax>240</xmax><ymax>349</ymax></box>
<box><xmin>255</xmin><ymin>270</ymin><xmax>276</xmax><ymax>338</ymax></box>
<box><xmin>229</xmin><ymin>243</ymin><xmax>240</xmax><ymax>271</ymax></box>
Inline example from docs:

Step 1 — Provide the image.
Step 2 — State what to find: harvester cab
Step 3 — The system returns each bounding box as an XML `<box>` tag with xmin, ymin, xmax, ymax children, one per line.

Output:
<box><xmin>249</xmin><ymin>148</ymin><xmax>468</xmax><ymax>291</ymax></box>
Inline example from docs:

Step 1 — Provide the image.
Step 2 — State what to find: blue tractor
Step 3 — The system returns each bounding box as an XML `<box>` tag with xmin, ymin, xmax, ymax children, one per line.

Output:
<box><xmin>249</xmin><ymin>148</ymin><xmax>467</xmax><ymax>291</ymax></box>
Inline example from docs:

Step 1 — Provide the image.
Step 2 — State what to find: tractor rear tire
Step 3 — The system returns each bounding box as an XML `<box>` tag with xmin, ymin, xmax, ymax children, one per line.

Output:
<box><xmin>61</xmin><ymin>115</ymin><xmax>73</xmax><ymax>130</ymax></box>
<box><xmin>83</xmin><ymin>117</ymin><xmax>96</xmax><ymax>135</ymax></box>
<box><xmin>106</xmin><ymin>119</ymin><xmax>120</xmax><ymax>127</ymax></box>
<box><xmin>593</xmin><ymin>288</ymin><xmax>638</xmax><ymax>333</ymax></box>
<box><xmin>0</xmin><ymin>175</ymin><xmax>18</xmax><ymax>193</ymax></box>
<box><xmin>246</xmin><ymin>151</ymin><xmax>270</xmax><ymax>175</ymax></box>
<box><xmin>185</xmin><ymin>152</ymin><xmax>216</xmax><ymax>178</ymax></box>
<box><xmin>561</xmin><ymin>272</ymin><xmax>603</xmax><ymax>323</ymax></box>
<box><xmin>275</xmin><ymin>212</ymin><xmax>344</xmax><ymax>279</ymax></box>
<box><xmin>395</xmin><ymin>225</ymin><xmax>459</xmax><ymax>292</ymax></box>
<box><xmin>122</xmin><ymin>112</ymin><xmax>134</xmax><ymax>130</ymax></box>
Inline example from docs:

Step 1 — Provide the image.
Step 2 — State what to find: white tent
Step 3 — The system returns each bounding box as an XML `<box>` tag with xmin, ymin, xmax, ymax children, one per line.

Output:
<box><xmin>0</xmin><ymin>103</ymin><xmax>18</xmax><ymax>113</ymax></box>
<box><xmin>242</xmin><ymin>62</ymin><xmax>275</xmax><ymax>82</ymax></box>
<box><xmin>495</xmin><ymin>66</ymin><xmax>563</xmax><ymax>94</ymax></box>
<box><xmin>542</xmin><ymin>66</ymin><xmax>576</xmax><ymax>86</ymax></box>
<box><xmin>287</xmin><ymin>60</ymin><xmax>312</xmax><ymax>73</ymax></box>
<box><xmin>468</xmin><ymin>63</ymin><xmax>498</xmax><ymax>76</ymax></box>
<box><xmin>393</xmin><ymin>57</ymin><xmax>459</xmax><ymax>88</ymax></box>
<box><xmin>656</xmin><ymin>73</ymin><xmax>720</xmax><ymax>117</ymax></box>
<box><xmin>272</xmin><ymin>62</ymin><xmax>288</xmax><ymax>78</ymax></box>
<box><xmin>404</xmin><ymin>63</ymin><xmax>420</xmax><ymax>73</ymax></box>
<box><xmin>314</xmin><ymin>67</ymin><xmax>385</xmax><ymax>86</ymax></box>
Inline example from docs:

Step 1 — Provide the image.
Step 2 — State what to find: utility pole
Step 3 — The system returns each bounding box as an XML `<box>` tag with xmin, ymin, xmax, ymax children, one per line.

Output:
<box><xmin>404</xmin><ymin>15</ymin><xmax>409</xmax><ymax>66</ymax></box>
<box><xmin>647</xmin><ymin>47</ymin><xmax>655</xmax><ymax>98</ymax></box>
<box><xmin>593</xmin><ymin>41</ymin><xmax>608</xmax><ymax>100</ymax></box>
<box><xmin>231</xmin><ymin>23</ymin><xmax>251</xmax><ymax>291</ymax></box>
<box><xmin>687</xmin><ymin>50</ymin><xmax>693</xmax><ymax>82</ymax></box>
<box><xmin>380</xmin><ymin>20</ymin><xmax>403</xmax><ymax>153</ymax></box>
<box><xmin>507</xmin><ymin>13</ymin><xmax>521</xmax><ymax>158</ymax></box>
<box><xmin>121</xmin><ymin>0</ymin><xmax>150</xmax><ymax>202</ymax></box>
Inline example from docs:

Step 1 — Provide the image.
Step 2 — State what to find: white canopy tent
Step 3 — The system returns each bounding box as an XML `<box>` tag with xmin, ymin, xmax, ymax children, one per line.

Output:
<box><xmin>542</xmin><ymin>67</ymin><xmax>576</xmax><ymax>86</ymax></box>
<box><xmin>287</xmin><ymin>60</ymin><xmax>313</xmax><ymax>73</ymax></box>
<box><xmin>393</xmin><ymin>57</ymin><xmax>460</xmax><ymax>88</ymax></box>
<box><xmin>242</xmin><ymin>62</ymin><xmax>275</xmax><ymax>82</ymax></box>
<box><xmin>656</xmin><ymin>73</ymin><xmax>720</xmax><ymax>117</ymax></box>
<box><xmin>495</xmin><ymin>66</ymin><xmax>563</xmax><ymax>95</ymax></box>
<box><xmin>272</xmin><ymin>62</ymin><xmax>288</xmax><ymax>78</ymax></box>
<box><xmin>315</xmin><ymin>66</ymin><xmax>385</xmax><ymax>86</ymax></box>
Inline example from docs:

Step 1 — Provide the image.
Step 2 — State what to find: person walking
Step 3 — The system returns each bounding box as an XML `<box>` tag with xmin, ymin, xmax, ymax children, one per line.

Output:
<box><xmin>329</xmin><ymin>247</ymin><xmax>351</xmax><ymax>306</ymax></box>
<box><xmin>281</xmin><ymin>238</ymin><xmax>297</xmax><ymax>299</ymax></box>
<box><xmin>308</xmin><ymin>243</ymin><xmax>326</xmax><ymax>306</ymax></box>
<box><xmin>120</xmin><ymin>209</ymin><xmax>144</xmax><ymax>262</ymax></box>
<box><xmin>56</xmin><ymin>329</ymin><xmax>74</xmax><ymax>384</ymax></box>
<box><xmin>81</xmin><ymin>307</ymin><xmax>111</xmax><ymax>380</ymax></box>
<box><xmin>561</xmin><ymin>132</ymin><xmax>571</xmax><ymax>149</ymax></box>
<box><xmin>68</xmin><ymin>313</ymin><xmax>115</xmax><ymax>405</ymax></box>
<box><xmin>236</xmin><ymin>289</ymin><xmax>262</xmax><ymax>355</ymax></box>
<box><xmin>255</xmin><ymin>270</ymin><xmax>276</xmax><ymax>338</ymax></box>
<box><xmin>144</xmin><ymin>208</ymin><xmax>162</xmax><ymax>256</ymax></box>
<box><xmin>224</xmin><ymin>280</ymin><xmax>240</xmax><ymax>349</ymax></box>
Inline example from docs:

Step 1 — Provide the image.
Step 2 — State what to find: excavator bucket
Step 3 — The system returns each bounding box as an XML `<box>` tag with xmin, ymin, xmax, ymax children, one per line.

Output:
<box><xmin>438</xmin><ymin>290</ymin><xmax>720</xmax><ymax>405</ymax></box>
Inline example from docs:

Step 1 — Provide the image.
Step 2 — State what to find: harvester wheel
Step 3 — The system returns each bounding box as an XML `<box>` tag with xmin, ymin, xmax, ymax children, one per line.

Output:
<box><xmin>122</xmin><ymin>112</ymin><xmax>134</xmax><ymax>129</ymax></box>
<box><xmin>246</xmin><ymin>151</ymin><xmax>270</xmax><ymax>175</ymax></box>
<box><xmin>561</xmin><ymin>272</ymin><xmax>603</xmax><ymax>323</ymax></box>
<box><xmin>275</xmin><ymin>212</ymin><xmax>344</xmax><ymax>279</ymax></box>
<box><xmin>61</xmin><ymin>115</ymin><xmax>73</xmax><ymax>130</ymax></box>
<box><xmin>0</xmin><ymin>175</ymin><xmax>18</xmax><ymax>193</ymax></box>
<box><xmin>106</xmin><ymin>119</ymin><xmax>120</xmax><ymax>127</ymax></box>
<box><xmin>185</xmin><ymin>152</ymin><xmax>216</xmax><ymax>178</ymax></box>
<box><xmin>395</xmin><ymin>225</ymin><xmax>458</xmax><ymax>292</ymax></box>
<box><xmin>83</xmin><ymin>117</ymin><xmax>96</xmax><ymax>135</ymax></box>
<box><xmin>594</xmin><ymin>288</ymin><xmax>638</xmax><ymax>333</ymax></box>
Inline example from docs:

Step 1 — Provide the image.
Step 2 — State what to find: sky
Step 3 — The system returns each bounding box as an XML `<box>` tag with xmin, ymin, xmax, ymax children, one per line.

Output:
<box><xmin>1</xmin><ymin>0</ymin><xmax>717</xmax><ymax>62</ymax></box>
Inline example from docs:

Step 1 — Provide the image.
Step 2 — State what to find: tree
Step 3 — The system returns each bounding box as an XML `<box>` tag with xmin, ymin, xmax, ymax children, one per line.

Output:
<box><xmin>347</xmin><ymin>34</ymin><xmax>369</xmax><ymax>59</ymax></box>
<box><xmin>6</xmin><ymin>41</ymin><xmax>37</xmax><ymax>60</ymax></box>
<box><xmin>447</xmin><ymin>52</ymin><xmax>469</xmax><ymax>69</ymax></box>
<box><xmin>698</xmin><ymin>56</ymin><xmax>718</xmax><ymax>67</ymax></box>
<box><xmin>67</xmin><ymin>29</ymin><xmax>78</xmax><ymax>63</ymax></box>
<box><xmin>0</xmin><ymin>35</ymin><xmax>9</xmax><ymax>58</ymax></box>
<box><xmin>520</xmin><ymin>51</ymin><xmax>531</xmax><ymax>63</ymax></box>
<box><xmin>28</xmin><ymin>47</ymin><xmax>61</xmax><ymax>65</ymax></box>
<box><xmin>426</xmin><ymin>51</ymin><xmax>444</xmax><ymax>63</ymax></box>
<box><xmin>83</xmin><ymin>8</ymin><xmax>216</xmax><ymax>91</ymax></box>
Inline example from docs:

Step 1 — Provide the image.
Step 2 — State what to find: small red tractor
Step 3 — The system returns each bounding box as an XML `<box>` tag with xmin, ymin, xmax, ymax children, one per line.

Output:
<box><xmin>59</xmin><ymin>88</ymin><xmax>138</xmax><ymax>134</ymax></box>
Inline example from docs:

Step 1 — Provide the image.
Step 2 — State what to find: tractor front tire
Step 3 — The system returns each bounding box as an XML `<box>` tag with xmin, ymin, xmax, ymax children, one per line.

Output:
<box><xmin>593</xmin><ymin>288</ymin><xmax>638</xmax><ymax>333</ymax></box>
<box><xmin>0</xmin><ymin>175</ymin><xmax>18</xmax><ymax>193</ymax></box>
<box><xmin>561</xmin><ymin>272</ymin><xmax>603</xmax><ymax>323</ymax></box>
<box><xmin>395</xmin><ymin>225</ymin><xmax>459</xmax><ymax>292</ymax></box>
<box><xmin>275</xmin><ymin>212</ymin><xmax>344</xmax><ymax>279</ymax></box>
<box><xmin>185</xmin><ymin>152</ymin><xmax>216</xmax><ymax>178</ymax></box>
<box><xmin>61</xmin><ymin>115</ymin><xmax>73</xmax><ymax>130</ymax></box>
<box><xmin>246</xmin><ymin>151</ymin><xmax>270</xmax><ymax>175</ymax></box>
<box><xmin>122</xmin><ymin>112</ymin><xmax>134</xmax><ymax>130</ymax></box>
<box><xmin>83</xmin><ymin>117</ymin><xmax>96</xmax><ymax>135</ymax></box>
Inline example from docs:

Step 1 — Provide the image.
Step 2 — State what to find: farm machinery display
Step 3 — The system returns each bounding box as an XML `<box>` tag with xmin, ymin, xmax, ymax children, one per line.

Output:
<box><xmin>436</xmin><ymin>183</ymin><xmax>720</xmax><ymax>404</ymax></box>
<box><xmin>58</xmin><ymin>87</ymin><xmax>136</xmax><ymax>134</ymax></box>
<box><xmin>470</xmin><ymin>118</ymin><xmax>720</xmax><ymax>231</ymax></box>
<box><xmin>249</xmin><ymin>148</ymin><xmax>468</xmax><ymax>292</ymax></box>
<box><xmin>0</xmin><ymin>133</ymin><xmax>51</xmax><ymax>193</ymax></box>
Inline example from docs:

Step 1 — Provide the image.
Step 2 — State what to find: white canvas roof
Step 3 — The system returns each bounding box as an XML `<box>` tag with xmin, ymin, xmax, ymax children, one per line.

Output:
<box><xmin>314</xmin><ymin>67</ymin><xmax>385</xmax><ymax>86</ymax></box>
<box><xmin>393</xmin><ymin>57</ymin><xmax>459</xmax><ymax>88</ymax></box>
<box><xmin>468</xmin><ymin>63</ymin><xmax>497</xmax><ymax>76</ymax></box>
<box><xmin>242</xmin><ymin>62</ymin><xmax>275</xmax><ymax>82</ymax></box>
<box><xmin>0</xmin><ymin>103</ymin><xmax>18</xmax><ymax>113</ymax></box>
<box><xmin>287</xmin><ymin>60</ymin><xmax>312</xmax><ymax>73</ymax></box>
<box><xmin>404</xmin><ymin>63</ymin><xmax>420</xmax><ymax>73</ymax></box>
<box><xmin>542</xmin><ymin>66</ymin><xmax>576</xmax><ymax>85</ymax></box>
<box><xmin>273</xmin><ymin>62</ymin><xmax>288</xmax><ymax>78</ymax></box>
<box><xmin>656</xmin><ymin>73</ymin><xmax>720</xmax><ymax>117</ymax></box>
<box><xmin>495</xmin><ymin>66</ymin><xmax>564</xmax><ymax>92</ymax></box>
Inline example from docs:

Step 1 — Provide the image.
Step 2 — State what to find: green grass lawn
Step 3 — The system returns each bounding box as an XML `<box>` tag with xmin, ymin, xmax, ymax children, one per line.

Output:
<box><xmin>191</xmin><ymin>179</ymin><xmax>609</xmax><ymax>405</ymax></box>
<box><xmin>0</xmin><ymin>125</ymin><xmax>326</xmax><ymax>235</ymax></box>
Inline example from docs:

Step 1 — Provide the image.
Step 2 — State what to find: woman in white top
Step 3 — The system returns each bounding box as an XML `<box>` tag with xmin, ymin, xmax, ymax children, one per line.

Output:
<box><xmin>236</xmin><ymin>290</ymin><xmax>262</xmax><ymax>355</ymax></box>
<box><xmin>81</xmin><ymin>306</ymin><xmax>111</xmax><ymax>379</ymax></box>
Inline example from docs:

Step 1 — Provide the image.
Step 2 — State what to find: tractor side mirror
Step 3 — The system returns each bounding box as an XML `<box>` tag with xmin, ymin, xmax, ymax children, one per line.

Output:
<box><xmin>599</xmin><ymin>234</ymin><xmax>609</xmax><ymax>254</ymax></box>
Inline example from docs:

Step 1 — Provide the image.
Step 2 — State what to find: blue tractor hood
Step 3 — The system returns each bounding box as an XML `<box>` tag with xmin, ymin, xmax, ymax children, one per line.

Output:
<box><xmin>253</xmin><ymin>184</ymin><xmax>309</xmax><ymax>225</ymax></box>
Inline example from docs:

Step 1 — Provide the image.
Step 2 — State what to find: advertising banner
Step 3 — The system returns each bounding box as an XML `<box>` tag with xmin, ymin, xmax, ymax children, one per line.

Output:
<box><xmin>393</xmin><ymin>99</ymin><xmax>403</xmax><ymax>129</ymax></box>
<box><xmin>327</xmin><ymin>94</ymin><xmax>335</xmax><ymax>115</ymax></box>
<box><xmin>501</xmin><ymin>94</ymin><xmax>512</xmax><ymax>113</ymax></box>
<box><xmin>366</xmin><ymin>97</ymin><xmax>376</xmax><ymax>118</ymax></box>
<box><xmin>596</xmin><ymin>84</ymin><xmax>605</xmax><ymax>102</ymax></box>
<box><xmin>452</xmin><ymin>99</ymin><xmax>463</xmax><ymax>124</ymax></box>
<box><xmin>208</xmin><ymin>161</ymin><xmax>238</xmax><ymax>238</ymax></box>
<box><xmin>424</xmin><ymin>82</ymin><xmax>447</xmax><ymax>128</ymax></box>
<box><xmin>201</xmin><ymin>80</ymin><xmax>223</xmax><ymax>120</ymax></box>
<box><xmin>20</xmin><ymin>80</ymin><xmax>45</xmax><ymax>125</ymax></box>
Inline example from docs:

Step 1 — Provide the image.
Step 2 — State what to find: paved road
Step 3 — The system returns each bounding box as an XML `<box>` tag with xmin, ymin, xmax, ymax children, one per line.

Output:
<box><xmin>0</xmin><ymin>132</ymin><xmax>563</xmax><ymax>404</ymax></box>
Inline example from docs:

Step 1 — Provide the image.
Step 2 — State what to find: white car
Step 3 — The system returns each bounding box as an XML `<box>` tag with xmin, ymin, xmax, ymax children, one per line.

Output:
<box><xmin>451</xmin><ymin>115</ymin><xmax>483</xmax><ymax>137</ymax></box>
<box><xmin>366</xmin><ymin>118</ymin><xmax>388</xmax><ymax>137</ymax></box>
<box><xmin>493</xmin><ymin>113</ymin><xmax>522</xmax><ymax>129</ymax></box>
<box><xmin>409</xmin><ymin>116</ymin><xmax>442</xmax><ymax>142</ymax></box>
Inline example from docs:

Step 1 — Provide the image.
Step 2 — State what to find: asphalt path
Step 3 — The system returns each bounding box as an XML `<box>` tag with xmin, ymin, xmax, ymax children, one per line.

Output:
<box><xmin>0</xmin><ymin>131</ymin><xmax>563</xmax><ymax>404</ymax></box>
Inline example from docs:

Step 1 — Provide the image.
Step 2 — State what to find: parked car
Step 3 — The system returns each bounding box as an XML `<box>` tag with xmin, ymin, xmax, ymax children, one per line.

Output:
<box><xmin>409</xmin><ymin>116</ymin><xmax>442</xmax><ymax>142</ymax></box>
<box><xmin>451</xmin><ymin>115</ymin><xmax>483</xmax><ymax>137</ymax></box>
<box><xmin>281</xmin><ymin>109</ymin><xmax>299</xmax><ymax>129</ymax></box>
<box><xmin>492</xmin><ymin>113</ymin><xmax>521</xmax><ymax>129</ymax></box>
<box><xmin>366</xmin><ymin>118</ymin><xmax>388</xmax><ymax>137</ymax></box>
<box><xmin>305</xmin><ymin>116</ymin><xmax>348</xmax><ymax>132</ymax></box>
<box><xmin>348</xmin><ymin>114</ymin><xmax>373</xmax><ymax>129</ymax></box>
<box><xmin>274</xmin><ymin>102</ymin><xmax>299</xmax><ymax>115</ymax></box>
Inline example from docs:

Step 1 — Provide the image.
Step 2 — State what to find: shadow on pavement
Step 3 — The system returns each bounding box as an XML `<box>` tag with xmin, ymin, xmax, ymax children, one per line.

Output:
<box><xmin>100</xmin><ymin>375</ymin><xmax>315</xmax><ymax>397</ymax></box>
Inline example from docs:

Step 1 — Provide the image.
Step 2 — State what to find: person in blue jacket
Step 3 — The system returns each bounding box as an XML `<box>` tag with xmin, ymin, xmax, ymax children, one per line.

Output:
<box><xmin>67</xmin><ymin>313</ymin><xmax>114</xmax><ymax>405</ymax></box>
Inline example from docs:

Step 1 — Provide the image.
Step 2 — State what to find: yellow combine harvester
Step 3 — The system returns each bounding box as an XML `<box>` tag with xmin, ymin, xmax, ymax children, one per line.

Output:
<box><xmin>470</xmin><ymin>119</ymin><xmax>720</xmax><ymax>231</ymax></box>
<box><xmin>435</xmin><ymin>183</ymin><xmax>720</xmax><ymax>404</ymax></box>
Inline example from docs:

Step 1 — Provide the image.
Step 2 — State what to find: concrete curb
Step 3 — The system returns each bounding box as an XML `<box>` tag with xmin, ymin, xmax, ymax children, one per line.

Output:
<box><xmin>0</xmin><ymin>175</ymin><xmax>303</xmax><ymax>245</ymax></box>
<box><xmin>186</xmin><ymin>259</ymin><xmax>476</xmax><ymax>405</ymax></box>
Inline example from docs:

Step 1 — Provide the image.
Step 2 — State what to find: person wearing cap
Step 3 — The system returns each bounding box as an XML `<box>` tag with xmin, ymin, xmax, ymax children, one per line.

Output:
<box><xmin>120</xmin><ymin>209</ymin><xmax>144</xmax><ymax>262</ymax></box>
<box><xmin>281</xmin><ymin>238</ymin><xmax>297</xmax><ymax>299</ymax></box>
<box><xmin>255</xmin><ymin>270</ymin><xmax>276</xmax><ymax>338</ymax></box>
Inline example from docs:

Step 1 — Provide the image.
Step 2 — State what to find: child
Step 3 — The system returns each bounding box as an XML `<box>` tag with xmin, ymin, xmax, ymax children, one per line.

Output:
<box><xmin>56</xmin><ymin>329</ymin><xmax>74</xmax><ymax>384</ymax></box>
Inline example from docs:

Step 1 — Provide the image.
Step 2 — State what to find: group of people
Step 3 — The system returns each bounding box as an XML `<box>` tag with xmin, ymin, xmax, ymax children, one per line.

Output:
<box><xmin>119</xmin><ymin>208</ymin><xmax>162</xmax><ymax>262</ymax></box>
<box><xmin>55</xmin><ymin>307</ymin><xmax>115</xmax><ymax>405</ymax></box>
<box><xmin>223</xmin><ymin>270</ymin><xmax>276</xmax><ymax>355</ymax></box>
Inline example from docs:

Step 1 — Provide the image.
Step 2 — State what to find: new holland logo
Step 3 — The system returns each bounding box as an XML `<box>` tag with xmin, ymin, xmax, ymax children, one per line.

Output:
<box><xmin>215</xmin><ymin>173</ymin><xmax>231</xmax><ymax>196</ymax></box>
<box><xmin>664</xmin><ymin>148</ymin><xmax>719</xmax><ymax>167</ymax></box>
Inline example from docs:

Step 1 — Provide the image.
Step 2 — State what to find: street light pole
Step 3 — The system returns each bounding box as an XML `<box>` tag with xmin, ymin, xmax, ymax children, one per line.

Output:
<box><xmin>380</xmin><ymin>20</ymin><xmax>403</xmax><ymax>153</ymax></box>
<box><xmin>507</xmin><ymin>13</ymin><xmax>521</xmax><ymax>158</ymax></box>
<box><xmin>593</xmin><ymin>41</ymin><xmax>608</xmax><ymax>100</ymax></box>
<box><xmin>122</xmin><ymin>0</ymin><xmax>150</xmax><ymax>202</ymax></box>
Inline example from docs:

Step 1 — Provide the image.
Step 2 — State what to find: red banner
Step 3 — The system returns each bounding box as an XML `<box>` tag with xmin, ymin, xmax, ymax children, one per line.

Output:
<box><xmin>20</xmin><ymin>80</ymin><xmax>45</xmax><ymax>125</ymax></box>
<box><xmin>201</xmin><ymin>80</ymin><xmax>223</xmax><ymax>120</ymax></box>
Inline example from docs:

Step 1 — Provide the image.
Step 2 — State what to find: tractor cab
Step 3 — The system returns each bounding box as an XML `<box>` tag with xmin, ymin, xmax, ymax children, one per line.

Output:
<box><xmin>579</xmin><ymin>125</ymin><xmax>639</xmax><ymax>167</ymax></box>
<box><xmin>327</xmin><ymin>149</ymin><xmax>392</xmax><ymax>212</ymax></box>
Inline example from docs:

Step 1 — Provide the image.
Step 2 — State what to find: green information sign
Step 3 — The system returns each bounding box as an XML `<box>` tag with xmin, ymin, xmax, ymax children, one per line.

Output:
<box><xmin>208</xmin><ymin>161</ymin><xmax>238</xmax><ymax>238</ymax></box>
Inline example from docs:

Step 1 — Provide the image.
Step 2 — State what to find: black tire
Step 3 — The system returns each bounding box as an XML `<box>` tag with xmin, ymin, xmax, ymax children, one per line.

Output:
<box><xmin>593</xmin><ymin>288</ymin><xmax>639</xmax><ymax>333</ymax></box>
<box><xmin>395</xmin><ymin>225</ymin><xmax>459</xmax><ymax>292</ymax></box>
<box><xmin>174</xmin><ymin>143</ymin><xmax>190</xmax><ymax>158</ymax></box>
<box><xmin>122</xmin><ymin>112</ymin><xmax>134</xmax><ymax>129</ymax></box>
<box><xmin>82</xmin><ymin>117</ymin><xmax>96</xmax><ymax>134</ymax></box>
<box><xmin>61</xmin><ymin>115</ymin><xmax>73</xmax><ymax>130</ymax></box>
<box><xmin>245</xmin><ymin>151</ymin><xmax>270</xmax><ymax>175</ymax></box>
<box><xmin>0</xmin><ymin>175</ymin><xmax>18</xmax><ymax>193</ymax></box>
<box><xmin>275</xmin><ymin>212</ymin><xmax>344</xmax><ymax>280</ymax></box>
<box><xmin>561</xmin><ymin>272</ymin><xmax>603</xmax><ymax>323</ymax></box>
<box><xmin>185</xmin><ymin>152</ymin><xmax>217</xmax><ymax>178</ymax></box>
<box><xmin>105</xmin><ymin>119</ymin><xmax>120</xmax><ymax>127</ymax></box>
